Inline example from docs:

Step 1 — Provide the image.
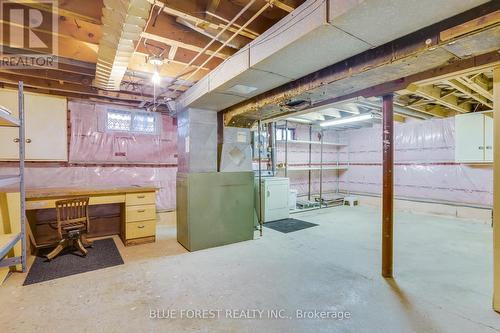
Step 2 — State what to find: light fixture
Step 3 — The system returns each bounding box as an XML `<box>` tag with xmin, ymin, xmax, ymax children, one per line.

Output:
<box><xmin>148</xmin><ymin>55</ymin><xmax>164</xmax><ymax>66</ymax></box>
<box><xmin>319</xmin><ymin>113</ymin><xmax>374</xmax><ymax>127</ymax></box>
<box><xmin>318</xmin><ymin>108</ymin><xmax>341</xmax><ymax>118</ymax></box>
<box><xmin>152</xmin><ymin>70</ymin><xmax>161</xmax><ymax>84</ymax></box>
<box><xmin>225</xmin><ymin>84</ymin><xmax>258</xmax><ymax>95</ymax></box>
<box><xmin>287</xmin><ymin>117</ymin><xmax>312</xmax><ymax>124</ymax></box>
<box><xmin>299</xmin><ymin>112</ymin><xmax>325</xmax><ymax>121</ymax></box>
<box><xmin>148</xmin><ymin>55</ymin><xmax>164</xmax><ymax>85</ymax></box>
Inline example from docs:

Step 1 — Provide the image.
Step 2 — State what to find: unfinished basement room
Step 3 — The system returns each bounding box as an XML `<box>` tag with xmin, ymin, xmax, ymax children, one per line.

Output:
<box><xmin>1</xmin><ymin>0</ymin><xmax>500</xmax><ymax>332</ymax></box>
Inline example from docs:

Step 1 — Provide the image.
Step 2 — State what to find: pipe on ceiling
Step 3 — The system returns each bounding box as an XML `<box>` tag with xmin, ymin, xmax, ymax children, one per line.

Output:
<box><xmin>175</xmin><ymin>1</ymin><xmax>274</xmax><ymax>89</ymax></box>
<box><xmin>166</xmin><ymin>0</ymin><xmax>258</xmax><ymax>85</ymax></box>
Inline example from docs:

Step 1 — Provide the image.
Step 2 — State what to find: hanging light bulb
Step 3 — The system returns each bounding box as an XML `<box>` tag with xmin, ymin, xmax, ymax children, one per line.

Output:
<box><xmin>152</xmin><ymin>69</ymin><xmax>161</xmax><ymax>84</ymax></box>
<box><xmin>147</xmin><ymin>55</ymin><xmax>165</xmax><ymax>111</ymax></box>
<box><xmin>148</xmin><ymin>55</ymin><xmax>164</xmax><ymax>85</ymax></box>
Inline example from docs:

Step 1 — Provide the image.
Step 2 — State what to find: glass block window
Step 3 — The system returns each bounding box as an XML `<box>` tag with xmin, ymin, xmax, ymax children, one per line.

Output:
<box><xmin>106</xmin><ymin>109</ymin><xmax>159</xmax><ymax>134</ymax></box>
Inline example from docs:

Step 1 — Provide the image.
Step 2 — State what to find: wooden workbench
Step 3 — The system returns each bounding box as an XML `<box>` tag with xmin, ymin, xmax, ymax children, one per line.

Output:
<box><xmin>0</xmin><ymin>186</ymin><xmax>158</xmax><ymax>250</ymax></box>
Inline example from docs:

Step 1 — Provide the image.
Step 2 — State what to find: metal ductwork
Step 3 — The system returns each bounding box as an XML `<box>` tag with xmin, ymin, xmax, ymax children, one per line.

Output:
<box><xmin>94</xmin><ymin>0</ymin><xmax>152</xmax><ymax>91</ymax></box>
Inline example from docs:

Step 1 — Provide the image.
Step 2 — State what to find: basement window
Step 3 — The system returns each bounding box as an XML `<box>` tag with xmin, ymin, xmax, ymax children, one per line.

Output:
<box><xmin>106</xmin><ymin>109</ymin><xmax>159</xmax><ymax>135</ymax></box>
<box><xmin>276</xmin><ymin>128</ymin><xmax>295</xmax><ymax>141</ymax></box>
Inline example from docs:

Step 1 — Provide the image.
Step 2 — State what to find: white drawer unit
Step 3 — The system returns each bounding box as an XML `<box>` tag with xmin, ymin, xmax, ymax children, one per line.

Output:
<box><xmin>455</xmin><ymin>112</ymin><xmax>493</xmax><ymax>163</ymax></box>
<box><xmin>255</xmin><ymin>177</ymin><xmax>290</xmax><ymax>223</ymax></box>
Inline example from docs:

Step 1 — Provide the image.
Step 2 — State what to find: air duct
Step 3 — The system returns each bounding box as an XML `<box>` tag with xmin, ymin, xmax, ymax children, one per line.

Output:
<box><xmin>94</xmin><ymin>0</ymin><xmax>152</xmax><ymax>91</ymax></box>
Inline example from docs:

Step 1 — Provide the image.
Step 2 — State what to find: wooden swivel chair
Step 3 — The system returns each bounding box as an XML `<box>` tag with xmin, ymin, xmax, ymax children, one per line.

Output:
<box><xmin>46</xmin><ymin>197</ymin><xmax>92</xmax><ymax>261</ymax></box>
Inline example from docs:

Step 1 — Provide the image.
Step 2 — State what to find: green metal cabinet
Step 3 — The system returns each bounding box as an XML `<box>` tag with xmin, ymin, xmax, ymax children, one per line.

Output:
<box><xmin>176</xmin><ymin>172</ymin><xmax>254</xmax><ymax>251</ymax></box>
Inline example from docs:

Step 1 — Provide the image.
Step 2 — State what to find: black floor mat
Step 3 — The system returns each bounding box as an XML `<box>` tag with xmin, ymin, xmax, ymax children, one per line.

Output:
<box><xmin>24</xmin><ymin>238</ymin><xmax>124</xmax><ymax>285</ymax></box>
<box><xmin>265</xmin><ymin>218</ymin><xmax>318</xmax><ymax>233</ymax></box>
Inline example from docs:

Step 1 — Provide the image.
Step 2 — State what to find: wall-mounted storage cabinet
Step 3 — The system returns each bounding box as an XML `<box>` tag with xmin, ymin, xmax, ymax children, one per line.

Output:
<box><xmin>0</xmin><ymin>89</ymin><xmax>67</xmax><ymax>161</ymax></box>
<box><xmin>455</xmin><ymin>112</ymin><xmax>493</xmax><ymax>163</ymax></box>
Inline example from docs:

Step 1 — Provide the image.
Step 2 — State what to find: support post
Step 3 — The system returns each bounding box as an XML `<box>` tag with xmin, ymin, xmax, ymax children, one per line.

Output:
<box><xmin>319</xmin><ymin>129</ymin><xmax>323</xmax><ymax>208</ymax></box>
<box><xmin>285</xmin><ymin>120</ymin><xmax>288</xmax><ymax>177</ymax></box>
<box><xmin>257</xmin><ymin>120</ymin><xmax>263</xmax><ymax>237</ymax></box>
<box><xmin>493</xmin><ymin>66</ymin><xmax>500</xmax><ymax>312</ymax></box>
<box><xmin>19</xmin><ymin>81</ymin><xmax>26</xmax><ymax>273</ymax></box>
<box><xmin>308</xmin><ymin>125</ymin><xmax>312</xmax><ymax>201</ymax></box>
<box><xmin>382</xmin><ymin>94</ymin><xmax>394</xmax><ymax>278</ymax></box>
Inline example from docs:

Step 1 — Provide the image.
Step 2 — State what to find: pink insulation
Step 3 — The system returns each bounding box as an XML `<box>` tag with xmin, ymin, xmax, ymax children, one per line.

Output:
<box><xmin>276</xmin><ymin>118</ymin><xmax>492</xmax><ymax>207</ymax></box>
<box><xmin>339</xmin><ymin>117</ymin><xmax>492</xmax><ymax>206</ymax></box>
<box><xmin>0</xmin><ymin>166</ymin><xmax>177</xmax><ymax>210</ymax></box>
<box><xmin>69</xmin><ymin>101</ymin><xmax>177</xmax><ymax>164</ymax></box>
<box><xmin>0</xmin><ymin>100</ymin><xmax>178</xmax><ymax>211</ymax></box>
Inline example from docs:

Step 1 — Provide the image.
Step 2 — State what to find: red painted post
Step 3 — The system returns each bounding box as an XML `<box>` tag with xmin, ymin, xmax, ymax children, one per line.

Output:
<box><xmin>382</xmin><ymin>94</ymin><xmax>394</xmax><ymax>278</ymax></box>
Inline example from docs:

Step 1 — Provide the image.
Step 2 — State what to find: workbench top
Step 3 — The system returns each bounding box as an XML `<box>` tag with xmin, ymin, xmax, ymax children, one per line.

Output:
<box><xmin>25</xmin><ymin>186</ymin><xmax>157</xmax><ymax>199</ymax></box>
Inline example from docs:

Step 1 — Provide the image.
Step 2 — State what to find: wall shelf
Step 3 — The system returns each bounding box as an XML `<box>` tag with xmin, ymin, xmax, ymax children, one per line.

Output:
<box><xmin>276</xmin><ymin>139</ymin><xmax>346</xmax><ymax>146</ymax></box>
<box><xmin>0</xmin><ymin>175</ymin><xmax>20</xmax><ymax>187</ymax></box>
<box><xmin>0</xmin><ymin>108</ymin><xmax>20</xmax><ymax>127</ymax></box>
<box><xmin>0</xmin><ymin>233</ymin><xmax>21</xmax><ymax>259</ymax></box>
<box><xmin>287</xmin><ymin>166</ymin><xmax>348</xmax><ymax>171</ymax></box>
<box><xmin>0</xmin><ymin>82</ymin><xmax>27</xmax><ymax>274</ymax></box>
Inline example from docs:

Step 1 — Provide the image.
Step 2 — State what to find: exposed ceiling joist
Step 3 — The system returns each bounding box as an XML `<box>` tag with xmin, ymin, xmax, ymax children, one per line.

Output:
<box><xmin>141</xmin><ymin>15</ymin><xmax>234</xmax><ymax>59</ymax></box>
<box><xmin>206</xmin><ymin>0</ymin><xmax>222</xmax><ymax>15</ymax></box>
<box><xmin>396</xmin><ymin>101</ymin><xmax>450</xmax><ymax>118</ymax></box>
<box><xmin>440</xmin><ymin>9</ymin><xmax>500</xmax><ymax>41</ymax></box>
<box><xmin>141</xmin><ymin>32</ymin><xmax>229</xmax><ymax>59</ymax></box>
<box><xmin>0</xmin><ymin>68</ymin><xmax>93</xmax><ymax>86</ymax></box>
<box><xmin>0</xmin><ymin>71</ymin><xmax>154</xmax><ymax>101</ymax></box>
<box><xmin>12</xmin><ymin>0</ymin><xmax>103</xmax><ymax>25</ymax></box>
<box><xmin>205</xmin><ymin>11</ymin><xmax>260</xmax><ymax>39</ymax></box>
<box><xmin>149</xmin><ymin>0</ymin><xmax>282</xmax><ymax>40</ymax></box>
<box><xmin>456</xmin><ymin>74</ymin><xmax>493</xmax><ymax>101</ymax></box>
<box><xmin>406</xmin><ymin>84</ymin><xmax>471</xmax><ymax>113</ymax></box>
<box><xmin>174</xmin><ymin>17</ymin><xmax>246</xmax><ymax>50</ymax></box>
<box><xmin>443</xmin><ymin>78</ymin><xmax>493</xmax><ymax>108</ymax></box>
<box><xmin>273</xmin><ymin>1</ymin><xmax>295</xmax><ymax>13</ymax></box>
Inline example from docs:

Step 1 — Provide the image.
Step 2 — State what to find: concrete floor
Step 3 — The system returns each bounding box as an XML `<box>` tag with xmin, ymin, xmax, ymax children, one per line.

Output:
<box><xmin>0</xmin><ymin>206</ymin><xmax>499</xmax><ymax>332</ymax></box>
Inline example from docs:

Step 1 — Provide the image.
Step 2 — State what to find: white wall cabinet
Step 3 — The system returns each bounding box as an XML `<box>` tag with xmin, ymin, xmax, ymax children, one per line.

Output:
<box><xmin>455</xmin><ymin>112</ymin><xmax>493</xmax><ymax>163</ymax></box>
<box><xmin>0</xmin><ymin>89</ymin><xmax>67</xmax><ymax>161</ymax></box>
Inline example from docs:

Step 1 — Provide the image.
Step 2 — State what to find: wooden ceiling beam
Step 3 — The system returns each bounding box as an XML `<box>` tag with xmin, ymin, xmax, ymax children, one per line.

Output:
<box><xmin>443</xmin><ymin>78</ymin><xmax>494</xmax><ymax>108</ymax></box>
<box><xmin>149</xmin><ymin>0</ymin><xmax>273</xmax><ymax>37</ymax></box>
<box><xmin>273</xmin><ymin>1</ymin><xmax>295</xmax><ymax>13</ymax></box>
<box><xmin>14</xmin><ymin>0</ymin><xmax>103</xmax><ymax>25</ymax></box>
<box><xmin>457</xmin><ymin>74</ymin><xmax>494</xmax><ymax>101</ymax></box>
<box><xmin>210</xmin><ymin>0</ymin><xmax>279</xmax><ymax>32</ymax></box>
<box><xmin>0</xmin><ymin>71</ymin><xmax>160</xmax><ymax>102</ymax></box>
<box><xmin>135</xmin><ymin>41</ymin><xmax>221</xmax><ymax>69</ymax></box>
<box><xmin>407</xmin><ymin>83</ymin><xmax>471</xmax><ymax>113</ymax></box>
<box><xmin>127</xmin><ymin>53</ymin><xmax>209</xmax><ymax>84</ymax></box>
<box><xmin>143</xmin><ymin>9</ymin><xmax>235</xmax><ymax>59</ymax></box>
<box><xmin>204</xmin><ymin>11</ymin><xmax>259</xmax><ymax>39</ymax></box>
<box><xmin>0</xmin><ymin>68</ymin><xmax>92</xmax><ymax>86</ymax></box>
<box><xmin>140</xmin><ymin>31</ymin><xmax>230</xmax><ymax>60</ymax></box>
<box><xmin>207</xmin><ymin>0</ymin><xmax>223</xmax><ymax>15</ymax></box>
<box><xmin>393</xmin><ymin>114</ymin><xmax>406</xmax><ymax>123</ymax></box>
<box><xmin>395</xmin><ymin>101</ymin><xmax>451</xmax><ymax>118</ymax></box>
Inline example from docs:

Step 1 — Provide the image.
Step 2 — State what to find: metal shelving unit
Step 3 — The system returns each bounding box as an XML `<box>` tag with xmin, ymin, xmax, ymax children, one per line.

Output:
<box><xmin>276</xmin><ymin>122</ymin><xmax>349</xmax><ymax>212</ymax></box>
<box><xmin>0</xmin><ymin>81</ymin><xmax>27</xmax><ymax>273</ymax></box>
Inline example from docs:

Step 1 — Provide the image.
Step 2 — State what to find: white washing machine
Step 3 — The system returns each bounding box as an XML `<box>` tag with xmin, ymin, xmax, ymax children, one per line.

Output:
<box><xmin>255</xmin><ymin>177</ymin><xmax>290</xmax><ymax>223</ymax></box>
